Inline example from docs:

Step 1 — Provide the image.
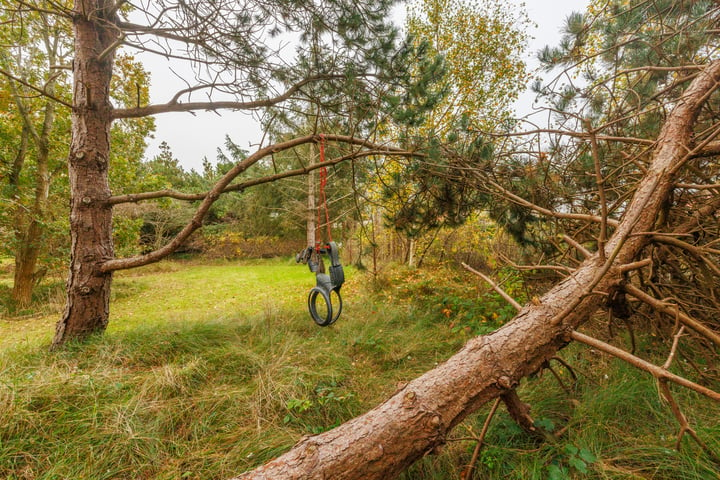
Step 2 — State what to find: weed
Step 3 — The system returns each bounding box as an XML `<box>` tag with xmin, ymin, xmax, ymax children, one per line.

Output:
<box><xmin>283</xmin><ymin>379</ymin><xmax>357</xmax><ymax>433</ymax></box>
<box><xmin>545</xmin><ymin>443</ymin><xmax>598</xmax><ymax>479</ymax></box>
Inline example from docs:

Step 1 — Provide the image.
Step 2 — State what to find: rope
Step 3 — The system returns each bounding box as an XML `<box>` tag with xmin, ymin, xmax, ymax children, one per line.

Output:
<box><xmin>317</xmin><ymin>134</ymin><xmax>332</xmax><ymax>245</ymax></box>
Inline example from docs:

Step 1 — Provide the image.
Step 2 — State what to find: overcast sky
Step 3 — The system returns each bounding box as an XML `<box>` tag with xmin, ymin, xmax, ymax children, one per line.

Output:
<box><xmin>141</xmin><ymin>0</ymin><xmax>589</xmax><ymax>171</ymax></box>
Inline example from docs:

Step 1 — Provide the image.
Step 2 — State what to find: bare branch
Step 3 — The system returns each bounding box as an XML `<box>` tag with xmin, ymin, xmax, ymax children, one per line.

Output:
<box><xmin>618</xmin><ymin>258</ymin><xmax>652</xmax><ymax>273</ymax></box>
<box><xmin>663</xmin><ymin>326</ymin><xmax>685</xmax><ymax>370</ymax></box>
<box><xmin>0</xmin><ymin>67</ymin><xmax>72</xmax><ymax>108</ymax></box>
<box><xmin>486</xmin><ymin>128</ymin><xmax>656</xmax><ymax>146</ymax></box>
<box><xmin>101</xmin><ymin>135</ymin><xmax>416</xmax><ymax>271</ymax></box>
<box><xmin>688</xmin><ymin>140</ymin><xmax>720</xmax><ymax>159</ymax></box>
<box><xmin>487</xmin><ymin>179</ymin><xmax>620</xmax><ymax>227</ymax></box>
<box><xmin>622</xmin><ymin>283</ymin><xmax>720</xmax><ymax>347</ymax></box>
<box><xmin>649</xmin><ymin>235</ymin><xmax>720</xmax><ymax>276</ymax></box>
<box><xmin>549</xmin><ymin>173</ymin><xmax>663</xmax><ymax>326</ymax></box>
<box><xmin>461</xmin><ymin>263</ymin><xmax>522</xmax><ymax>312</ymax></box>
<box><xmin>460</xmin><ymin>397</ymin><xmax>501</xmax><ymax>480</ymax></box>
<box><xmin>676</xmin><ymin>182</ymin><xmax>720</xmax><ymax>190</ymax></box>
<box><xmin>111</xmin><ymin>75</ymin><xmax>343</xmax><ymax>119</ymax></box>
<box><xmin>108</xmin><ymin>147</ymin><xmax>415</xmax><ymax>205</ymax></box>
<box><xmin>587</xmin><ymin>125</ymin><xmax>609</xmax><ymax>260</ymax></box>
<box><xmin>13</xmin><ymin>0</ymin><xmax>73</xmax><ymax>18</ymax></box>
<box><xmin>570</xmin><ymin>331</ymin><xmax>720</xmax><ymax>402</ymax></box>
<box><xmin>562</xmin><ymin>234</ymin><xmax>592</xmax><ymax>259</ymax></box>
<box><xmin>496</xmin><ymin>254</ymin><xmax>575</xmax><ymax>276</ymax></box>
<box><xmin>615</xmin><ymin>65</ymin><xmax>705</xmax><ymax>75</ymax></box>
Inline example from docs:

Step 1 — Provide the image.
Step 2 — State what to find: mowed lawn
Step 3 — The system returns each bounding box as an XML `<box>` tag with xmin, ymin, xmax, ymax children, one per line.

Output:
<box><xmin>1</xmin><ymin>259</ymin><xmax>333</xmax><ymax>349</ymax></box>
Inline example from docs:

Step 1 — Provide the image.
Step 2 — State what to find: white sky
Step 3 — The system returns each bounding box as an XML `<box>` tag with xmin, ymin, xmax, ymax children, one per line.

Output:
<box><xmin>142</xmin><ymin>0</ymin><xmax>589</xmax><ymax>171</ymax></box>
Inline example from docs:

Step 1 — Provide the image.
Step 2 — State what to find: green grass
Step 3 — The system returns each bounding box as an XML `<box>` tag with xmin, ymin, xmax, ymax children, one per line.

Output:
<box><xmin>1</xmin><ymin>259</ymin><xmax>718</xmax><ymax>479</ymax></box>
<box><xmin>401</xmin><ymin>344</ymin><xmax>720</xmax><ymax>480</ymax></box>
<box><xmin>0</xmin><ymin>258</ymin><xmax>464</xmax><ymax>479</ymax></box>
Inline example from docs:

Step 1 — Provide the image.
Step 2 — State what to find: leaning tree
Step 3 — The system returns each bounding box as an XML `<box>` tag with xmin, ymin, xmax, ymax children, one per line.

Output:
<box><xmin>230</xmin><ymin>56</ymin><xmax>720</xmax><ymax>480</ymax></box>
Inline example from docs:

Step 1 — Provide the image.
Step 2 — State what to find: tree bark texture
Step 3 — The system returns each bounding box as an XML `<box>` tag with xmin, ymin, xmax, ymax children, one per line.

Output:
<box><xmin>52</xmin><ymin>1</ymin><xmax>118</xmax><ymax>347</ymax></box>
<box><xmin>232</xmin><ymin>60</ymin><xmax>720</xmax><ymax>480</ymax></box>
<box><xmin>12</xmin><ymin>220</ymin><xmax>45</xmax><ymax>307</ymax></box>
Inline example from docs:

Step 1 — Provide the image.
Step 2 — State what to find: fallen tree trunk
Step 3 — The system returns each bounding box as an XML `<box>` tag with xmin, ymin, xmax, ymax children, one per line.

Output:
<box><xmin>232</xmin><ymin>60</ymin><xmax>720</xmax><ymax>480</ymax></box>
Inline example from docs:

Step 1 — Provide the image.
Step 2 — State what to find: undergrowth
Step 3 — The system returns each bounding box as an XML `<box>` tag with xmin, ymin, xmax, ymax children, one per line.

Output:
<box><xmin>0</xmin><ymin>259</ymin><xmax>718</xmax><ymax>479</ymax></box>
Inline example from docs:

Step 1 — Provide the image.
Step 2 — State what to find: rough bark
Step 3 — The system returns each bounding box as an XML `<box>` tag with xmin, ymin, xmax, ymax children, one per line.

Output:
<box><xmin>12</xmin><ymin>221</ymin><xmax>45</xmax><ymax>307</ymax></box>
<box><xmin>231</xmin><ymin>59</ymin><xmax>720</xmax><ymax>480</ymax></box>
<box><xmin>52</xmin><ymin>1</ymin><xmax>118</xmax><ymax>347</ymax></box>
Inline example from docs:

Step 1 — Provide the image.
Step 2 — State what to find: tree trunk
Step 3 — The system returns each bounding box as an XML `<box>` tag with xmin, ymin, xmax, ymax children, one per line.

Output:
<box><xmin>7</xmin><ymin>50</ymin><xmax>56</xmax><ymax>307</ymax></box>
<box><xmin>52</xmin><ymin>1</ymin><xmax>118</xmax><ymax>347</ymax></box>
<box><xmin>12</xmin><ymin>222</ymin><xmax>44</xmax><ymax>307</ymax></box>
<box><xmin>12</xmin><ymin>115</ymin><xmax>53</xmax><ymax>308</ymax></box>
<box><xmin>307</xmin><ymin>167</ymin><xmax>316</xmax><ymax>247</ymax></box>
<box><xmin>231</xmin><ymin>60</ymin><xmax>720</xmax><ymax>480</ymax></box>
<box><xmin>7</xmin><ymin>127</ymin><xmax>31</xmax><ymax>307</ymax></box>
<box><xmin>407</xmin><ymin>238</ymin><xmax>415</xmax><ymax>267</ymax></box>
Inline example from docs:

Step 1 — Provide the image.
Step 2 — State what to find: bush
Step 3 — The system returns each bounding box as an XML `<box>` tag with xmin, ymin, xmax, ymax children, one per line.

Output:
<box><xmin>200</xmin><ymin>231</ymin><xmax>305</xmax><ymax>259</ymax></box>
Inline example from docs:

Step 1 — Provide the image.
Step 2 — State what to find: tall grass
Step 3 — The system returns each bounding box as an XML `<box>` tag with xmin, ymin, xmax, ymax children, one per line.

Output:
<box><xmin>0</xmin><ymin>259</ymin><xmax>718</xmax><ymax>479</ymax></box>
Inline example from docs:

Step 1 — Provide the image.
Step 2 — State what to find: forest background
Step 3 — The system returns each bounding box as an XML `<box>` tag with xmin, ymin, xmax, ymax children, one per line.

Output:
<box><xmin>1</xmin><ymin>0</ymin><xmax>719</xmax><ymax>479</ymax></box>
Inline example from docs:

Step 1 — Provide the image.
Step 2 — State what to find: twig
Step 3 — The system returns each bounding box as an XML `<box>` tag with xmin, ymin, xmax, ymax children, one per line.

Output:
<box><xmin>497</xmin><ymin>252</ymin><xmax>574</xmax><ymax>275</ymax></box>
<box><xmin>461</xmin><ymin>263</ymin><xmax>522</xmax><ymax>312</ymax></box>
<box><xmin>546</xmin><ymin>364</ymin><xmax>570</xmax><ymax>394</ymax></box>
<box><xmin>618</xmin><ymin>258</ymin><xmax>652</xmax><ymax>273</ymax></box>
<box><xmin>570</xmin><ymin>331</ymin><xmax>720</xmax><ymax>401</ymax></box>
<box><xmin>550</xmin><ymin>173</ymin><xmax>663</xmax><ymax>326</ymax></box>
<box><xmin>562</xmin><ymin>234</ymin><xmax>592</xmax><ymax>259</ymax></box>
<box><xmin>96</xmin><ymin>33</ymin><xmax>126</xmax><ymax>62</ymax></box>
<box><xmin>649</xmin><ymin>235</ymin><xmax>720</xmax><ymax>276</ymax></box>
<box><xmin>663</xmin><ymin>326</ymin><xmax>685</xmax><ymax>370</ymax></box>
<box><xmin>483</xmin><ymin>127</ymin><xmax>655</xmax><ymax>146</ymax></box>
<box><xmin>549</xmin><ymin>356</ymin><xmax>578</xmax><ymax>389</ymax></box>
<box><xmin>654</xmin><ymin>327</ymin><xmax>718</xmax><ymax>459</ymax></box>
<box><xmin>461</xmin><ymin>397</ymin><xmax>502</xmax><ymax>480</ymax></box>
<box><xmin>623</xmin><ymin>283</ymin><xmax>720</xmax><ymax>347</ymax></box>
<box><xmin>486</xmin><ymin>179</ymin><xmax>619</xmax><ymax>227</ymax></box>
<box><xmin>658</xmin><ymin>380</ymin><xmax>720</xmax><ymax>463</ymax></box>
<box><xmin>0</xmin><ymin>67</ymin><xmax>72</xmax><ymax>108</ymax></box>
<box><xmin>587</xmin><ymin>126</ymin><xmax>609</xmax><ymax>261</ymax></box>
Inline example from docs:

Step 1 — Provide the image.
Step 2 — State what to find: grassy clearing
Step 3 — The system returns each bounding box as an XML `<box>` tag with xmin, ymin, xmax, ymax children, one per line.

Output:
<box><xmin>1</xmin><ymin>259</ymin><xmax>718</xmax><ymax>479</ymax></box>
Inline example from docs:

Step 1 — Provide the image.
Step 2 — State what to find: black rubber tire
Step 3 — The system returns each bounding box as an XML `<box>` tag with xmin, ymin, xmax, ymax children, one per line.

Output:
<box><xmin>308</xmin><ymin>287</ymin><xmax>342</xmax><ymax>326</ymax></box>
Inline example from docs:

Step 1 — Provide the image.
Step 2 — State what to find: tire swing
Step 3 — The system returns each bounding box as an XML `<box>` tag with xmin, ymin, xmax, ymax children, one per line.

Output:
<box><xmin>295</xmin><ymin>135</ymin><xmax>345</xmax><ymax>326</ymax></box>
